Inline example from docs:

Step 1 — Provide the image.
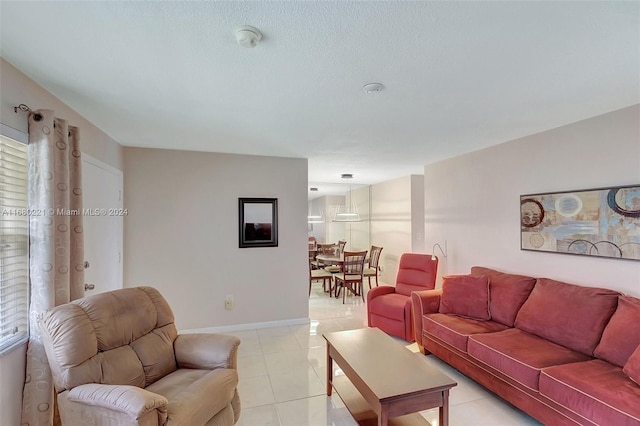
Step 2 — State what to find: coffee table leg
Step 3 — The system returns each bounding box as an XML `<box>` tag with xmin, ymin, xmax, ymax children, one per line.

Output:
<box><xmin>439</xmin><ymin>389</ymin><xmax>450</xmax><ymax>426</ymax></box>
<box><xmin>326</xmin><ymin>344</ymin><xmax>333</xmax><ymax>396</ymax></box>
<box><xmin>378</xmin><ymin>404</ymin><xmax>388</xmax><ymax>426</ymax></box>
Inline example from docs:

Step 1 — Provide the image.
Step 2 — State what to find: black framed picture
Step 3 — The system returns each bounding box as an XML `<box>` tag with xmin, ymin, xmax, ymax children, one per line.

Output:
<box><xmin>239</xmin><ymin>198</ymin><xmax>278</xmax><ymax>248</ymax></box>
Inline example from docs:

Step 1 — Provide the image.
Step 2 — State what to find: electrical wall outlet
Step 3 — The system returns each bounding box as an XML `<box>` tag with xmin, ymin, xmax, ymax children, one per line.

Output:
<box><xmin>225</xmin><ymin>295</ymin><xmax>234</xmax><ymax>310</ymax></box>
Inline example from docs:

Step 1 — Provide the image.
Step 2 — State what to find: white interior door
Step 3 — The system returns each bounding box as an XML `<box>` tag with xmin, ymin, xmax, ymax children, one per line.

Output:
<box><xmin>82</xmin><ymin>155</ymin><xmax>123</xmax><ymax>294</ymax></box>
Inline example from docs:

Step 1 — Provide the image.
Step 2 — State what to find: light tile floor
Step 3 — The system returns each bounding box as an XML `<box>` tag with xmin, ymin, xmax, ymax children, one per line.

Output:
<box><xmin>230</xmin><ymin>282</ymin><xmax>543</xmax><ymax>426</ymax></box>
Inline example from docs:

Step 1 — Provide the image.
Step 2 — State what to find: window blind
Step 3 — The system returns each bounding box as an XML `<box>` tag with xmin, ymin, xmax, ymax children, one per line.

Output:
<box><xmin>0</xmin><ymin>134</ymin><xmax>29</xmax><ymax>354</ymax></box>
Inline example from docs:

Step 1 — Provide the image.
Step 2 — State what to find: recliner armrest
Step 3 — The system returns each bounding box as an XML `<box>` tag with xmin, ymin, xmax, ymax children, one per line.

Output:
<box><xmin>67</xmin><ymin>383</ymin><xmax>168</xmax><ymax>419</ymax></box>
<box><xmin>366</xmin><ymin>284</ymin><xmax>396</xmax><ymax>303</ymax></box>
<box><xmin>174</xmin><ymin>333</ymin><xmax>241</xmax><ymax>370</ymax></box>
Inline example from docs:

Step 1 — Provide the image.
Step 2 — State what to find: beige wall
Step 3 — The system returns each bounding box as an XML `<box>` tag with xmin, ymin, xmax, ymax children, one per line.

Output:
<box><xmin>0</xmin><ymin>58</ymin><xmax>124</xmax><ymax>425</ymax></box>
<box><xmin>410</xmin><ymin>174</ymin><xmax>425</xmax><ymax>253</ymax></box>
<box><xmin>370</xmin><ymin>175</ymin><xmax>425</xmax><ymax>285</ymax></box>
<box><xmin>123</xmin><ymin>147</ymin><xmax>309</xmax><ymax>330</ymax></box>
<box><xmin>0</xmin><ymin>344</ymin><xmax>26</xmax><ymax>426</ymax></box>
<box><xmin>425</xmin><ymin>105</ymin><xmax>640</xmax><ymax>294</ymax></box>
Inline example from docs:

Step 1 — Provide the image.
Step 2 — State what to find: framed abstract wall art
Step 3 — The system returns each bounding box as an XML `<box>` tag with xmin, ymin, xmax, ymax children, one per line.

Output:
<box><xmin>520</xmin><ymin>185</ymin><xmax>640</xmax><ymax>261</ymax></box>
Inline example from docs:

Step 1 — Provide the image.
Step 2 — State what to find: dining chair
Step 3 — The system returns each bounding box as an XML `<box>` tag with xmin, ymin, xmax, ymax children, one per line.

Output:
<box><xmin>308</xmin><ymin>247</ymin><xmax>318</xmax><ymax>269</ymax></box>
<box><xmin>312</xmin><ymin>243</ymin><xmax>333</xmax><ymax>269</ymax></box>
<box><xmin>364</xmin><ymin>245</ymin><xmax>383</xmax><ymax>289</ymax></box>
<box><xmin>319</xmin><ymin>243</ymin><xmax>342</xmax><ymax>273</ymax></box>
<box><xmin>309</xmin><ymin>260</ymin><xmax>334</xmax><ymax>296</ymax></box>
<box><xmin>333</xmin><ymin>250</ymin><xmax>367</xmax><ymax>303</ymax></box>
<box><xmin>338</xmin><ymin>240</ymin><xmax>347</xmax><ymax>254</ymax></box>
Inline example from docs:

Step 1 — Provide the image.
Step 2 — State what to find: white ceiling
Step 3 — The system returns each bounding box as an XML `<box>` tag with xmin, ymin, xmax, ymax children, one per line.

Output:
<box><xmin>1</xmin><ymin>1</ymin><xmax>638</xmax><ymax>191</ymax></box>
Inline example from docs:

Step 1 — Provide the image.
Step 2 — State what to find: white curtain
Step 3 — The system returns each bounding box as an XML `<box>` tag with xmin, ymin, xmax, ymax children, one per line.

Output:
<box><xmin>21</xmin><ymin>110</ymin><xmax>85</xmax><ymax>426</ymax></box>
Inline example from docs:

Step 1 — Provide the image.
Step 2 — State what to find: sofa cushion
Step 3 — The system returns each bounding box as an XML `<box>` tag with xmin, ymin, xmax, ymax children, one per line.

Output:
<box><xmin>594</xmin><ymin>296</ymin><xmax>640</xmax><ymax>367</ymax></box>
<box><xmin>514</xmin><ymin>278</ymin><xmax>620</xmax><ymax>355</ymax></box>
<box><xmin>146</xmin><ymin>368</ymin><xmax>238</xmax><ymax>425</ymax></box>
<box><xmin>139</xmin><ymin>286</ymin><xmax>175</xmax><ymax>328</ymax></box>
<box><xmin>439</xmin><ymin>275</ymin><xmax>490</xmax><ymax>320</ymax></box>
<box><xmin>368</xmin><ymin>293</ymin><xmax>409</xmax><ymax>321</ymax></box>
<box><xmin>423</xmin><ymin>313</ymin><xmax>509</xmax><ymax>352</ymax></box>
<box><xmin>98</xmin><ymin>346</ymin><xmax>146</xmax><ymax>388</ymax></box>
<box><xmin>541</xmin><ymin>359</ymin><xmax>640</xmax><ymax>426</ymax></box>
<box><xmin>468</xmin><ymin>328</ymin><xmax>592</xmax><ymax>391</ymax></box>
<box><xmin>623</xmin><ymin>345</ymin><xmax>640</xmax><ymax>386</ymax></box>
<box><xmin>470</xmin><ymin>266</ymin><xmax>536</xmax><ymax>327</ymax></box>
<box><xmin>131</xmin><ymin>324</ymin><xmax>178</xmax><ymax>386</ymax></box>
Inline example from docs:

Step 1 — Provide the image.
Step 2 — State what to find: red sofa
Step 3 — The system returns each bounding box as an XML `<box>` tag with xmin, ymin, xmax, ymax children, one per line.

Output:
<box><xmin>411</xmin><ymin>266</ymin><xmax>640</xmax><ymax>426</ymax></box>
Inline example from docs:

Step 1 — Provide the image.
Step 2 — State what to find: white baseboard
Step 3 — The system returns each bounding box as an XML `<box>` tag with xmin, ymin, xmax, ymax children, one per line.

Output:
<box><xmin>180</xmin><ymin>317</ymin><xmax>310</xmax><ymax>334</ymax></box>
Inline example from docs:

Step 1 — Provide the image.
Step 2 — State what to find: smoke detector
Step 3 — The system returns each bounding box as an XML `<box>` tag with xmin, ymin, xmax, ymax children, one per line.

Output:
<box><xmin>235</xmin><ymin>26</ymin><xmax>262</xmax><ymax>48</ymax></box>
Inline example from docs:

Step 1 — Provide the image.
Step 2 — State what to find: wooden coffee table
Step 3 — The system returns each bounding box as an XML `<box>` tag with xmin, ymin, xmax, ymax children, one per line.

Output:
<box><xmin>324</xmin><ymin>328</ymin><xmax>456</xmax><ymax>426</ymax></box>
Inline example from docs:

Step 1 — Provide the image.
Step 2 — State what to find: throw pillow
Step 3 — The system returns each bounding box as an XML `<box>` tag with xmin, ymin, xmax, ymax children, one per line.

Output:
<box><xmin>594</xmin><ymin>296</ymin><xmax>640</xmax><ymax>367</ymax></box>
<box><xmin>470</xmin><ymin>266</ymin><xmax>536</xmax><ymax>327</ymax></box>
<box><xmin>623</xmin><ymin>345</ymin><xmax>640</xmax><ymax>386</ymax></box>
<box><xmin>514</xmin><ymin>278</ymin><xmax>620</xmax><ymax>356</ymax></box>
<box><xmin>439</xmin><ymin>274</ymin><xmax>490</xmax><ymax>320</ymax></box>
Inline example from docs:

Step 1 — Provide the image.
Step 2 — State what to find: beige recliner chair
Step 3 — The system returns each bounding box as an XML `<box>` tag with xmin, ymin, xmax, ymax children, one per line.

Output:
<box><xmin>39</xmin><ymin>286</ymin><xmax>241</xmax><ymax>425</ymax></box>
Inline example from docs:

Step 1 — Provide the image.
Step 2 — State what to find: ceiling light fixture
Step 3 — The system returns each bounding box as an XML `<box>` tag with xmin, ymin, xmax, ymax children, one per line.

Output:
<box><xmin>333</xmin><ymin>185</ymin><xmax>361</xmax><ymax>223</ymax></box>
<box><xmin>235</xmin><ymin>25</ymin><xmax>262</xmax><ymax>48</ymax></box>
<box><xmin>308</xmin><ymin>209</ymin><xmax>325</xmax><ymax>224</ymax></box>
<box><xmin>363</xmin><ymin>83</ymin><xmax>384</xmax><ymax>94</ymax></box>
<box><xmin>341</xmin><ymin>173</ymin><xmax>353</xmax><ymax>179</ymax></box>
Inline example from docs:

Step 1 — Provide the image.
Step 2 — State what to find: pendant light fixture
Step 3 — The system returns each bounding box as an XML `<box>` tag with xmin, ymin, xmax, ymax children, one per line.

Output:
<box><xmin>333</xmin><ymin>184</ymin><xmax>361</xmax><ymax>222</ymax></box>
<box><xmin>308</xmin><ymin>187</ymin><xmax>324</xmax><ymax>223</ymax></box>
<box><xmin>307</xmin><ymin>209</ymin><xmax>325</xmax><ymax>224</ymax></box>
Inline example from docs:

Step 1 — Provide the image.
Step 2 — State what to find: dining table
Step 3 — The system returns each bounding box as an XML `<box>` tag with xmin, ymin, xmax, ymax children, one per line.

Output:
<box><xmin>316</xmin><ymin>253</ymin><xmax>370</xmax><ymax>265</ymax></box>
<box><xmin>315</xmin><ymin>253</ymin><xmax>344</xmax><ymax>266</ymax></box>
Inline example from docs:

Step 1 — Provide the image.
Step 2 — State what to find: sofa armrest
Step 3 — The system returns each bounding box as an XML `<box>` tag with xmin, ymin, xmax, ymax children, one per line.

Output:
<box><xmin>175</xmin><ymin>333</ymin><xmax>241</xmax><ymax>370</ymax></box>
<box><xmin>411</xmin><ymin>289</ymin><xmax>442</xmax><ymax>314</ymax></box>
<box><xmin>367</xmin><ymin>284</ymin><xmax>396</xmax><ymax>304</ymax></box>
<box><xmin>411</xmin><ymin>289</ymin><xmax>442</xmax><ymax>344</ymax></box>
<box><xmin>67</xmin><ymin>383</ymin><xmax>168</xmax><ymax>420</ymax></box>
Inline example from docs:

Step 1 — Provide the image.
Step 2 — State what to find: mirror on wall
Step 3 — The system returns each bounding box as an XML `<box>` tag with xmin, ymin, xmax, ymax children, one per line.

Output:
<box><xmin>239</xmin><ymin>198</ymin><xmax>278</xmax><ymax>248</ymax></box>
<box><xmin>307</xmin><ymin>182</ymin><xmax>370</xmax><ymax>251</ymax></box>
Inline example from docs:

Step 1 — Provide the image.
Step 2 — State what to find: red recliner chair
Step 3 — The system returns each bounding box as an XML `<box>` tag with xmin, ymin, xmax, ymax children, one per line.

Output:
<box><xmin>367</xmin><ymin>253</ymin><xmax>438</xmax><ymax>341</ymax></box>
